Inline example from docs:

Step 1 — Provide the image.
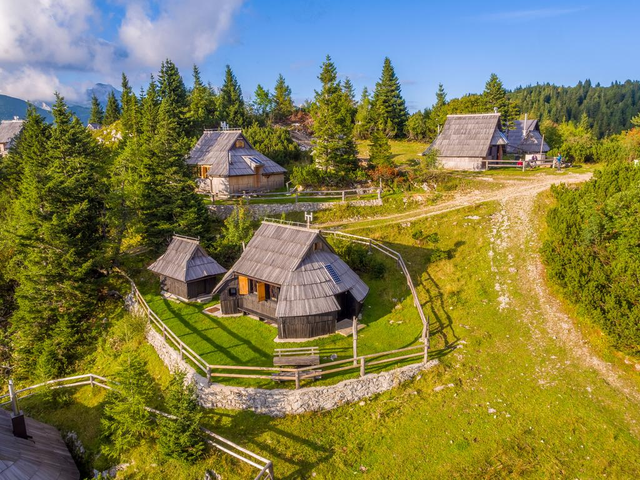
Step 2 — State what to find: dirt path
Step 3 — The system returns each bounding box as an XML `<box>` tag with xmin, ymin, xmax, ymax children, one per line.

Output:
<box><xmin>319</xmin><ymin>172</ymin><xmax>593</xmax><ymax>230</ymax></box>
<box><xmin>495</xmin><ymin>187</ymin><xmax>640</xmax><ymax>404</ymax></box>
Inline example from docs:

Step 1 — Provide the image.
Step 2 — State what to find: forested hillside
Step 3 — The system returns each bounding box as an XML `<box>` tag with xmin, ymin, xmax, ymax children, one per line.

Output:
<box><xmin>543</xmin><ymin>162</ymin><xmax>640</xmax><ymax>354</ymax></box>
<box><xmin>510</xmin><ymin>80</ymin><xmax>640</xmax><ymax>138</ymax></box>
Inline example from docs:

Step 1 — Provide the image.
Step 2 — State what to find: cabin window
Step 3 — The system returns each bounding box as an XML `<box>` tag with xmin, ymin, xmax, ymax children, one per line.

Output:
<box><xmin>228</xmin><ymin>287</ymin><xmax>237</xmax><ymax>297</ymax></box>
<box><xmin>199</xmin><ymin>165</ymin><xmax>209</xmax><ymax>178</ymax></box>
<box><xmin>313</xmin><ymin>242</ymin><xmax>323</xmax><ymax>251</ymax></box>
<box><xmin>235</xmin><ymin>139</ymin><xmax>245</xmax><ymax>148</ymax></box>
<box><xmin>257</xmin><ymin>282</ymin><xmax>266</xmax><ymax>302</ymax></box>
<box><xmin>238</xmin><ymin>276</ymin><xmax>249</xmax><ymax>295</ymax></box>
<box><xmin>270</xmin><ymin>286</ymin><xmax>280</xmax><ymax>301</ymax></box>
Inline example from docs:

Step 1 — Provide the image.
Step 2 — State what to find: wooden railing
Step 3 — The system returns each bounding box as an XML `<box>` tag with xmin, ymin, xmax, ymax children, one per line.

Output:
<box><xmin>221</xmin><ymin>187</ymin><xmax>382</xmax><ymax>203</ymax></box>
<box><xmin>0</xmin><ymin>374</ymin><xmax>274</xmax><ymax>479</ymax></box>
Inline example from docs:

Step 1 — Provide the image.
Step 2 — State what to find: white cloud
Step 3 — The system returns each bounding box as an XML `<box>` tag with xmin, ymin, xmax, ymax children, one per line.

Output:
<box><xmin>0</xmin><ymin>0</ymin><xmax>244</xmax><ymax>101</ymax></box>
<box><xmin>119</xmin><ymin>0</ymin><xmax>243</xmax><ymax>68</ymax></box>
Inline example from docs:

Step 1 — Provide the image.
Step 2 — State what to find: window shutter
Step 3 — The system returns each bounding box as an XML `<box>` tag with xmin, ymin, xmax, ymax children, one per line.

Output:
<box><xmin>238</xmin><ymin>276</ymin><xmax>249</xmax><ymax>295</ymax></box>
<box><xmin>257</xmin><ymin>282</ymin><xmax>266</xmax><ymax>302</ymax></box>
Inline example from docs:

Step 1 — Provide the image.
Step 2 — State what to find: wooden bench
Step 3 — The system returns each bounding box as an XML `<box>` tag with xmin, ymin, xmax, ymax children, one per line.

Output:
<box><xmin>273</xmin><ymin>347</ymin><xmax>320</xmax><ymax>367</ymax></box>
<box><xmin>271</xmin><ymin>370</ymin><xmax>322</xmax><ymax>383</ymax></box>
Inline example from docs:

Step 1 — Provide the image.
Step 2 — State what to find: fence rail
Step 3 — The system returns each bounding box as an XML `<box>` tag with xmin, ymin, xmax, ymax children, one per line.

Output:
<box><xmin>218</xmin><ymin>187</ymin><xmax>382</xmax><ymax>204</ymax></box>
<box><xmin>0</xmin><ymin>374</ymin><xmax>274</xmax><ymax>479</ymax></box>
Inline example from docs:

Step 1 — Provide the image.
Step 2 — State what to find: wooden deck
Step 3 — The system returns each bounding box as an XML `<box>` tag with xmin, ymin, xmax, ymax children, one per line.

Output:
<box><xmin>0</xmin><ymin>409</ymin><xmax>79</xmax><ymax>479</ymax></box>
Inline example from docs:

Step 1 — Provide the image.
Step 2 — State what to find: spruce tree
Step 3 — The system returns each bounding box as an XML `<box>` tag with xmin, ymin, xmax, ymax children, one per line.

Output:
<box><xmin>186</xmin><ymin>65</ymin><xmax>216</xmax><ymax>136</ymax></box>
<box><xmin>8</xmin><ymin>95</ymin><xmax>107</xmax><ymax>379</ymax></box>
<box><xmin>355</xmin><ymin>87</ymin><xmax>375</xmax><ymax>140</ymax></box>
<box><xmin>342</xmin><ymin>77</ymin><xmax>357</xmax><ymax>123</ymax></box>
<box><xmin>252</xmin><ymin>84</ymin><xmax>272</xmax><ymax>121</ymax></box>
<box><xmin>483</xmin><ymin>73</ymin><xmax>519</xmax><ymax>129</ymax></box>
<box><xmin>120</xmin><ymin>73</ymin><xmax>139</xmax><ymax>138</ymax></box>
<box><xmin>272</xmin><ymin>74</ymin><xmax>294</xmax><ymax>122</ymax></box>
<box><xmin>372</xmin><ymin>57</ymin><xmax>409</xmax><ymax>138</ymax></box>
<box><xmin>103</xmin><ymin>91</ymin><xmax>121</xmax><ymax>126</ymax></box>
<box><xmin>218</xmin><ymin>65</ymin><xmax>247</xmax><ymax>128</ymax></box>
<box><xmin>310</xmin><ymin>55</ymin><xmax>358</xmax><ymax>172</ymax></box>
<box><xmin>157</xmin><ymin>372</ymin><xmax>205</xmax><ymax>461</ymax></box>
<box><xmin>369</xmin><ymin>129</ymin><xmax>393</xmax><ymax>167</ymax></box>
<box><xmin>158</xmin><ymin>59</ymin><xmax>189</xmax><ymax>136</ymax></box>
<box><xmin>88</xmin><ymin>94</ymin><xmax>104</xmax><ymax>125</ymax></box>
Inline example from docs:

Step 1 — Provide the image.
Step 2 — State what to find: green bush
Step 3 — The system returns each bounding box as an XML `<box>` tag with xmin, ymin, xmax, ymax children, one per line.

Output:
<box><xmin>331</xmin><ymin>240</ymin><xmax>387</xmax><ymax>279</ymax></box>
<box><xmin>542</xmin><ymin>162</ymin><xmax>640</xmax><ymax>354</ymax></box>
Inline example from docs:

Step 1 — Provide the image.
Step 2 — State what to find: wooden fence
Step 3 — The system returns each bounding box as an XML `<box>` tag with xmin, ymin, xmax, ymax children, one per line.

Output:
<box><xmin>485</xmin><ymin>158</ymin><xmax>554</xmax><ymax>170</ymax></box>
<box><xmin>219</xmin><ymin>187</ymin><xmax>382</xmax><ymax>204</ymax></box>
<box><xmin>0</xmin><ymin>374</ymin><xmax>274</xmax><ymax>479</ymax></box>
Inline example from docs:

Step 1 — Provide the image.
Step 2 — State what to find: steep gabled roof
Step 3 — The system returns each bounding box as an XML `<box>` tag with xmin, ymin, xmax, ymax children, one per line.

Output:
<box><xmin>506</xmin><ymin>119</ymin><xmax>550</xmax><ymax>154</ymax></box>
<box><xmin>0</xmin><ymin>120</ymin><xmax>24</xmax><ymax>145</ymax></box>
<box><xmin>214</xmin><ymin>222</ymin><xmax>369</xmax><ymax>317</ymax></box>
<box><xmin>148</xmin><ymin>235</ymin><xmax>226</xmax><ymax>282</ymax></box>
<box><xmin>425</xmin><ymin>113</ymin><xmax>503</xmax><ymax>158</ymax></box>
<box><xmin>186</xmin><ymin>130</ymin><xmax>287</xmax><ymax>177</ymax></box>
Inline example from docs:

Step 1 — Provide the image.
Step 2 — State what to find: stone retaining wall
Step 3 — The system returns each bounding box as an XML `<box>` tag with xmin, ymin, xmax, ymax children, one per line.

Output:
<box><xmin>208</xmin><ymin>198</ymin><xmax>382</xmax><ymax>219</ymax></box>
<box><xmin>145</xmin><ymin>322</ymin><xmax>437</xmax><ymax>417</ymax></box>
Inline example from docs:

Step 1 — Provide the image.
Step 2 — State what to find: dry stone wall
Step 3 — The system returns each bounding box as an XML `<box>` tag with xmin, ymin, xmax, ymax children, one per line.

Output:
<box><xmin>145</xmin><ymin>323</ymin><xmax>437</xmax><ymax>417</ymax></box>
<box><xmin>208</xmin><ymin>198</ymin><xmax>382</xmax><ymax>219</ymax></box>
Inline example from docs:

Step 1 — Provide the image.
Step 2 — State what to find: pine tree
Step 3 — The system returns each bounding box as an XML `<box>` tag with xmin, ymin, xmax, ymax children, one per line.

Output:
<box><xmin>369</xmin><ymin>129</ymin><xmax>393</xmax><ymax>167</ymax></box>
<box><xmin>101</xmin><ymin>353</ymin><xmax>154</xmax><ymax>460</ymax></box>
<box><xmin>158</xmin><ymin>59</ymin><xmax>189</xmax><ymax>136</ymax></box>
<box><xmin>104</xmin><ymin>91</ymin><xmax>121</xmax><ymax>126</ymax></box>
<box><xmin>157</xmin><ymin>372</ymin><xmax>205</xmax><ymax>461</ymax></box>
<box><xmin>7</xmin><ymin>94</ymin><xmax>107</xmax><ymax>379</ymax></box>
<box><xmin>310</xmin><ymin>55</ymin><xmax>358</xmax><ymax>172</ymax></box>
<box><xmin>252</xmin><ymin>84</ymin><xmax>272</xmax><ymax>121</ymax></box>
<box><xmin>372</xmin><ymin>57</ymin><xmax>409</xmax><ymax>138</ymax></box>
<box><xmin>355</xmin><ymin>87</ymin><xmax>375</xmax><ymax>140</ymax></box>
<box><xmin>218</xmin><ymin>65</ymin><xmax>246</xmax><ymax>128</ymax></box>
<box><xmin>272</xmin><ymin>74</ymin><xmax>294</xmax><ymax>122</ymax></box>
<box><xmin>483</xmin><ymin>73</ymin><xmax>519</xmax><ymax>129</ymax></box>
<box><xmin>88</xmin><ymin>94</ymin><xmax>104</xmax><ymax>125</ymax></box>
<box><xmin>120</xmin><ymin>73</ymin><xmax>139</xmax><ymax>137</ymax></box>
<box><xmin>435</xmin><ymin>83</ymin><xmax>447</xmax><ymax>109</ymax></box>
<box><xmin>186</xmin><ymin>65</ymin><xmax>216</xmax><ymax>136</ymax></box>
<box><xmin>342</xmin><ymin>77</ymin><xmax>357</xmax><ymax>124</ymax></box>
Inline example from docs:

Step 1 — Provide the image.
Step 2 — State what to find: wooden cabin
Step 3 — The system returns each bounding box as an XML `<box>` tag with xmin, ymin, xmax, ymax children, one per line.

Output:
<box><xmin>148</xmin><ymin>235</ymin><xmax>227</xmax><ymax>302</ymax></box>
<box><xmin>213</xmin><ymin>222</ymin><xmax>369</xmax><ymax>339</ymax></box>
<box><xmin>424</xmin><ymin>113</ymin><xmax>508</xmax><ymax>170</ymax></box>
<box><xmin>506</xmin><ymin>118</ymin><xmax>550</xmax><ymax>156</ymax></box>
<box><xmin>186</xmin><ymin>129</ymin><xmax>287</xmax><ymax>197</ymax></box>
<box><xmin>0</xmin><ymin>119</ymin><xmax>24</xmax><ymax>157</ymax></box>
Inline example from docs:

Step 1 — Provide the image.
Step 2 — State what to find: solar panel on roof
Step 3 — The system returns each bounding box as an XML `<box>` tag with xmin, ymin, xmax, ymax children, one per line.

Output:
<box><xmin>324</xmin><ymin>264</ymin><xmax>341</xmax><ymax>284</ymax></box>
<box><xmin>248</xmin><ymin>156</ymin><xmax>264</xmax><ymax>165</ymax></box>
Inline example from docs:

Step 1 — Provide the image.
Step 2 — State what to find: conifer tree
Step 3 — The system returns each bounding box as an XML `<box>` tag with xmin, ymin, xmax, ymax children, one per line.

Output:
<box><xmin>252</xmin><ymin>84</ymin><xmax>272</xmax><ymax>121</ymax></box>
<box><xmin>7</xmin><ymin>95</ymin><xmax>107</xmax><ymax>378</ymax></box>
<box><xmin>186</xmin><ymin>65</ymin><xmax>216</xmax><ymax>136</ymax></box>
<box><xmin>88</xmin><ymin>94</ymin><xmax>104</xmax><ymax>125</ymax></box>
<box><xmin>483</xmin><ymin>73</ymin><xmax>519</xmax><ymax>129</ymax></box>
<box><xmin>218</xmin><ymin>65</ymin><xmax>247</xmax><ymax>128</ymax></box>
<box><xmin>369</xmin><ymin>129</ymin><xmax>393</xmax><ymax>167</ymax></box>
<box><xmin>103</xmin><ymin>91</ymin><xmax>121</xmax><ymax>126</ymax></box>
<box><xmin>372</xmin><ymin>57</ymin><xmax>409</xmax><ymax>138</ymax></box>
<box><xmin>272</xmin><ymin>74</ymin><xmax>294</xmax><ymax>122</ymax></box>
<box><xmin>342</xmin><ymin>77</ymin><xmax>357</xmax><ymax>123</ymax></box>
<box><xmin>158</xmin><ymin>59</ymin><xmax>189</xmax><ymax>136</ymax></box>
<box><xmin>157</xmin><ymin>372</ymin><xmax>205</xmax><ymax>461</ymax></box>
<box><xmin>120</xmin><ymin>73</ymin><xmax>139</xmax><ymax>137</ymax></box>
<box><xmin>435</xmin><ymin>83</ymin><xmax>447</xmax><ymax>109</ymax></box>
<box><xmin>355</xmin><ymin>87</ymin><xmax>375</xmax><ymax>140</ymax></box>
<box><xmin>310</xmin><ymin>55</ymin><xmax>358</xmax><ymax>172</ymax></box>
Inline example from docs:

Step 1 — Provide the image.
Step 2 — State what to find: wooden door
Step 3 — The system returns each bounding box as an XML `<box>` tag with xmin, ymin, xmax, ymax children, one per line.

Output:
<box><xmin>238</xmin><ymin>276</ymin><xmax>249</xmax><ymax>295</ymax></box>
<box><xmin>257</xmin><ymin>282</ymin><xmax>266</xmax><ymax>302</ymax></box>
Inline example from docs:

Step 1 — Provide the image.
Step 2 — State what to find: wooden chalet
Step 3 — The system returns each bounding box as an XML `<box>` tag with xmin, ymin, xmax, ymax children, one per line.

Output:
<box><xmin>0</xmin><ymin>118</ymin><xmax>24</xmax><ymax>157</ymax></box>
<box><xmin>0</xmin><ymin>409</ymin><xmax>80</xmax><ymax>479</ymax></box>
<box><xmin>214</xmin><ymin>222</ymin><xmax>369</xmax><ymax>340</ymax></box>
<box><xmin>424</xmin><ymin>113</ymin><xmax>508</xmax><ymax>170</ymax></box>
<box><xmin>148</xmin><ymin>235</ymin><xmax>226</xmax><ymax>302</ymax></box>
<box><xmin>186</xmin><ymin>129</ymin><xmax>287</xmax><ymax>196</ymax></box>
<box><xmin>506</xmin><ymin>118</ymin><xmax>550</xmax><ymax>156</ymax></box>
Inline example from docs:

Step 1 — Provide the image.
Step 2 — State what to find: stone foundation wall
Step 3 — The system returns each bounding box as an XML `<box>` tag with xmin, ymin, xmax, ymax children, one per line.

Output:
<box><xmin>145</xmin><ymin>321</ymin><xmax>437</xmax><ymax>417</ymax></box>
<box><xmin>208</xmin><ymin>198</ymin><xmax>382</xmax><ymax>219</ymax></box>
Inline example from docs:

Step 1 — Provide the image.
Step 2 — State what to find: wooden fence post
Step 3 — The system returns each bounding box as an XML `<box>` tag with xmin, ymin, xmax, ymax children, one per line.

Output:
<box><xmin>90</xmin><ymin>374</ymin><xmax>94</xmax><ymax>388</ymax></box>
<box><xmin>342</xmin><ymin>190</ymin><xmax>346</xmax><ymax>202</ymax></box>
<box><xmin>352</xmin><ymin>316</ymin><xmax>358</xmax><ymax>366</ymax></box>
<box><xmin>8</xmin><ymin>379</ymin><xmax>19</xmax><ymax>416</ymax></box>
<box><xmin>267</xmin><ymin>462</ymin><xmax>275</xmax><ymax>480</ymax></box>
<box><xmin>295</xmin><ymin>370</ymin><xmax>300</xmax><ymax>390</ymax></box>
<box><xmin>295</xmin><ymin>193</ymin><xmax>298</xmax><ymax>204</ymax></box>
<box><xmin>206</xmin><ymin>366</ymin><xmax>211</xmax><ymax>384</ymax></box>
<box><xmin>360</xmin><ymin>357</ymin><xmax>366</xmax><ymax>377</ymax></box>
<box><xmin>179</xmin><ymin>344</ymin><xmax>183</xmax><ymax>360</ymax></box>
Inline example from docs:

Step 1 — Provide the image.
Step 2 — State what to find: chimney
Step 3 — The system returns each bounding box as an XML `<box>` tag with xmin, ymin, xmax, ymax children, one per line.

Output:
<box><xmin>523</xmin><ymin>113</ymin><xmax>528</xmax><ymax>138</ymax></box>
<box><xmin>8</xmin><ymin>379</ymin><xmax>28</xmax><ymax>439</ymax></box>
<box><xmin>493</xmin><ymin>107</ymin><xmax>499</xmax><ymax>114</ymax></box>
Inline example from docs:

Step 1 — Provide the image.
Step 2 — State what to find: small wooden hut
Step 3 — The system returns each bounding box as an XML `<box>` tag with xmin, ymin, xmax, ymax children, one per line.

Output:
<box><xmin>506</xmin><ymin>118</ymin><xmax>550</xmax><ymax>156</ymax></box>
<box><xmin>213</xmin><ymin>222</ymin><xmax>369</xmax><ymax>339</ymax></box>
<box><xmin>148</xmin><ymin>235</ymin><xmax>226</xmax><ymax>301</ymax></box>
<box><xmin>424</xmin><ymin>113</ymin><xmax>507</xmax><ymax>170</ymax></box>
<box><xmin>186</xmin><ymin>129</ymin><xmax>287</xmax><ymax>196</ymax></box>
<box><xmin>0</xmin><ymin>119</ymin><xmax>24</xmax><ymax>157</ymax></box>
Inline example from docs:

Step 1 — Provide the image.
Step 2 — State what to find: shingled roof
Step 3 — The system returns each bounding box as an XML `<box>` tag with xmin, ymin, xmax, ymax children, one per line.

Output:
<box><xmin>506</xmin><ymin>119</ymin><xmax>550</xmax><ymax>154</ymax></box>
<box><xmin>186</xmin><ymin>130</ymin><xmax>287</xmax><ymax>177</ymax></box>
<box><xmin>148</xmin><ymin>235</ymin><xmax>226</xmax><ymax>282</ymax></box>
<box><xmin>214</xmin><ymin>222</ymin><xmax>369</xmax><ymax>317</ymax></box>
<box><xmin>0</xmin><ymin>119</ymin><xmax>24</xmax><ymax>146</ymax></box>
<box><xmin>0</xmin><ymin>409</ymin><xmax>80</xmax><ymax>479</ymax></box>
<box><xmin>425</xmin><ymin>113</ymin><xmax>506</xmax><ymax>157</ymax></box>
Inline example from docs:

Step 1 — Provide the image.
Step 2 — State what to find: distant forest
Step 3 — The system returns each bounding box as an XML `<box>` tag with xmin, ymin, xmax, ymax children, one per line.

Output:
<box><xmin>509</xmin><ymin>80</ymin><xmax>640</xmax><ymax>138</ymax></box>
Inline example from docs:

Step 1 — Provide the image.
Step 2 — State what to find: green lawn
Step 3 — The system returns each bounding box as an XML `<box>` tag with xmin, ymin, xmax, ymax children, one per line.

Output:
<box><xmin>357</xmin><ymin>139</ymin><xmax>428</xmax><ymax>166</ymax></box>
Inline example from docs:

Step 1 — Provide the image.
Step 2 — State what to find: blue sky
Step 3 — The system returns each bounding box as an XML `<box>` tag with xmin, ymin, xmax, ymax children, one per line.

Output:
<box><xmin>0</xmin><ymin>0</ymin><xmax>638</xmax><ymax>110</ymax></box>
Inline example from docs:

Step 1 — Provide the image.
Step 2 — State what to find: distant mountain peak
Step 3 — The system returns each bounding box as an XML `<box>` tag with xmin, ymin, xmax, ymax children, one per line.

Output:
<box><xmin>85</xmin><ymin>83</ymin><xmax>121</xmax><ymax>106</ymax></box>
